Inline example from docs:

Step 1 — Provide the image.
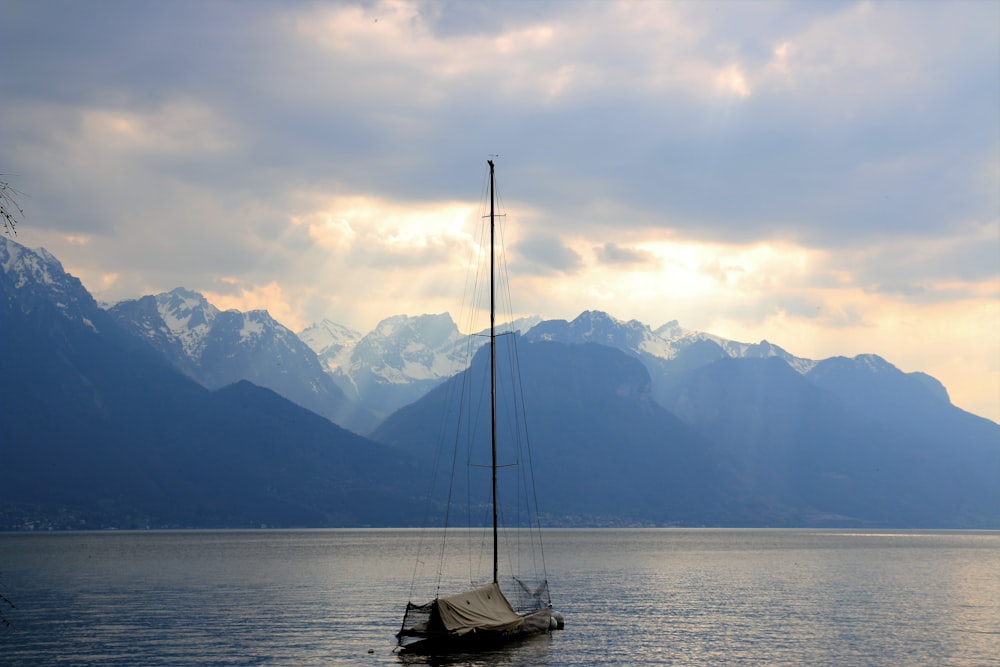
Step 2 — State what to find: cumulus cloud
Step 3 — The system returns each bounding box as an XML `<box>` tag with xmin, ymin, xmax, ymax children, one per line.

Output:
<box><xmin>512</xmin><ymin>235</ymin><xmax>584</xmax><ymax>275</ymax></box>
<box><xmin>594</xmin><ymin>242</ymin><xmax>658</xmax><ymax>267</ymax></box>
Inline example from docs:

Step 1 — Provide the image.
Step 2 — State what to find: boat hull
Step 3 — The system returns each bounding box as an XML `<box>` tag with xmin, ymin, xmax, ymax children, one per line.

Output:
<box><xmin>397</xmin><ymin>607</ymin><xmax>552</xmax><ymax>654</ymax></box>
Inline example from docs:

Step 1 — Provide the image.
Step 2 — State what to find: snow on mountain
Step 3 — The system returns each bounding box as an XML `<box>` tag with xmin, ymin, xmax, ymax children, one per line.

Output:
<box><xmin>236</xmin><ymin>312</ymin><xmax>265</xmax><ymax>342</ymax></box>
<box><xmin>110</xmin><ymin>288</ymin><xmax>312</xmax><ymax>372</ymax></box>
<box><xmin>351</xmin><ymin>313</ymin><xmax>463</xmax><ymax>381</ymax></box>
<box><xmin>0</xmin><ymin>240</ymin><xmax>61</xmax><ymax>287</ymax></box>
<box><xmin>154</xmin><ymin>288</ymin><xmax>219</xmax><ymax>357</ymax></box>
<box><xmin>299</xmin><ymin>318</ymin><xmax>361</xmax><ymax>355</ymax></box>
<box><xmin>109</xmin><ymin>288</ymin><xmax>376</xmax><ymax>433</ymax></box>
<box><xmin>528</xmin><ymin>310</ymin><xmax>818</xmax><ymax>374</ymax></box>
<box><xmin>0</xmin><ymin>237</ymin><xmax>104</xmax><ymax>331</ymax></box>
<box><xmin>300</xmin><ymin>313</ymin><xmax>541</xmax><ymax>420</ymax></box>
<box><xmin>506</xmin><ymin>315</ymin><xmax>544</xmax><ymax>334</ymax></box>
<box><xmin>684</xmin><ymin>335</ymin><xmax>817</xmax><ymax>374</ymax></box>
<box><xmin>299</xmin><ymin>319</ymin><xmax>362</xmax><ymax>389</ymax></box>
<box><xmin>326</xmin><ymin>314</ymin><xmax>468</xmax><ymax>417</ymax></box>
<box><xmin>527</xmin><ymin>310</ymin><xmax>675</xmax><ymax>359</ymax></box>
<box><xmin>653</xmin><ymin>319</ymin><xmax>689</xmax><ymax>340</ymax></box>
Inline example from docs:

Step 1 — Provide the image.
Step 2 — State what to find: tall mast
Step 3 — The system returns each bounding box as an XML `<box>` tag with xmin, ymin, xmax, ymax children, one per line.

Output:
<box><xmin>488</xmin><ymin>159</ymin><xmax>498</xmax><ymax>584</ymax></box>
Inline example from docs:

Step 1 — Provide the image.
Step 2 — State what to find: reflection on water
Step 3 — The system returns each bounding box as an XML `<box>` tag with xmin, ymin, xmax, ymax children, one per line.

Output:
<box><xmin>1</xmin><ymin>529</ymin><xmax>997</xmax><ymax>666</ymax></box>
<box><xmin>396</xmin><ymin>633</ymin><xmax>554</xmax><ymax>667</ymax></box>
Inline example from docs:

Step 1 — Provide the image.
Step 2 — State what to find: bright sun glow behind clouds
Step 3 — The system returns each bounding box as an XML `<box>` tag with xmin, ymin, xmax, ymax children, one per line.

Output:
<box><xmin>293</xmin><ymin>195</ymin><xmax>479</xmax><ymax>268</ymax></box>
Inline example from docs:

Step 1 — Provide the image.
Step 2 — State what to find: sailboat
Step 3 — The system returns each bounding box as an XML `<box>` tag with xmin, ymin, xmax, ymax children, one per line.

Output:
<box><xmin>395</xmin><ymin>160</ymin><xmax>564</xmax><ymax>654</ymax></box>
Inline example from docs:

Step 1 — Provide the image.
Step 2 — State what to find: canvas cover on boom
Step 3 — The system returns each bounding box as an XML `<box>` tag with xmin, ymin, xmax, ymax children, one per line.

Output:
<box><xmin>435</xmin><ymin>583</ymin><xmax>523</xmax><ymax>635</ymax></box>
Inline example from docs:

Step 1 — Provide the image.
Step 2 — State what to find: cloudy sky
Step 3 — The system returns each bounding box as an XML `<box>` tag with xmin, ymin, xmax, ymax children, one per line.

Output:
<box><xmin>2</xmin><ymin>0</ymin><xmax>998</xmax><ymax>421</ymax></box>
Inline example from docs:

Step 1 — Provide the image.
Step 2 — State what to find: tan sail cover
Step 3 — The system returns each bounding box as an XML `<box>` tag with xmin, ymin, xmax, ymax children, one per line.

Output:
<box><xmin>434</xmin><ymin>583</ymin><xmax>524</xmax><ymax>635</ymax></box>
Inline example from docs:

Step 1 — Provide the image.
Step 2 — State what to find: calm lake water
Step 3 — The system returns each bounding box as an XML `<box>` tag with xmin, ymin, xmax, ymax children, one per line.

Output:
<box><xmin>1</xmin><ymin>529</ymin><xmax>998</xmax><ymax>666</ymax></box>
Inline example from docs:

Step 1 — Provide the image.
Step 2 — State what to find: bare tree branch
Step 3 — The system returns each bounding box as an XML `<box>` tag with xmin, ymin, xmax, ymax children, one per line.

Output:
<box><xmin>1</xmin><ymin>176</ymin><xmax>26</xmax><ymax>235</ymax></box>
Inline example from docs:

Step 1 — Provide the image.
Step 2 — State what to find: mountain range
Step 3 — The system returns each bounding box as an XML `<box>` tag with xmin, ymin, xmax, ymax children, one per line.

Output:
<box><xmin>2</xmin><ymin>235</ymin><xmax>998</xmax><ymax>529</ymax></box>
<box><xmin>108</xmin><ymin>288</ymin><xmax>378</xmax><ymax>433</ymax></box>
<box><xmin>299</xmin><ymin>313</ymin><xmax>541</xmax><ymax>424</ymax></box>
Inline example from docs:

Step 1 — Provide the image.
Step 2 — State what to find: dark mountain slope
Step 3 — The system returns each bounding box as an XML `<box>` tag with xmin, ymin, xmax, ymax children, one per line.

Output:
<box><xmin>663</xmin><ymin>357</ymin><xmax>1000</xmax><ymax>526</ymax></box>
<box><xmin>374</xmin><ymin>339</ymin><xmax>727</xmax><ymax>525</ymax></box>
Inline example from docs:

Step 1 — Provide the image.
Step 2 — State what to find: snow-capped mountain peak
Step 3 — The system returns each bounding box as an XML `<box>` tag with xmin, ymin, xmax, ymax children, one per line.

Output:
<box><xmin>525</xmin><ymin>310</ymin><xmax>678</xmax><ymax>360</ymax></box>
<box><xmin>299</xmin><ymin>318</ymin><xmax>362</xmax><ymax>353</ymax></box>
<box><xmin>653</xmin><ymin>319</ymin><xmax>689</xmax><ymax>340</ymax></box>
<box><xmin>352</xmin><ymin>313</ymin><xmax>464</xmax><ymax>380</ymax></box>
<box><xmin>0</xmin><ymin>236</ymin><xmax>103</xmax><ymax>331</ymax></box>
<box><xmin>0</xmin><ymin>239</ymin><xmax>64</xmax><ymax>288</ymax></box>
<box><xmin>152</xmin><ymin>287</ymin><xmax>219</xmax><ymax>357</ymax></box>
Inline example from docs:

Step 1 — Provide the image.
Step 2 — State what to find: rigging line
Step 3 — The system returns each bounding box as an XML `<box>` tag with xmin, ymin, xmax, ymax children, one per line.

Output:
<box><xmin>465</xmin><ymin>370</ymin><xmax>490</xmax><ymax>582</ymax></box>
<box><xmin>409</xmin><ymin>343</ymin><xmax>464</xmax><ymax>601</ymax></box>
<box><xmin>463</xmin><ymin>169</ymin><xmax>492</xmax><ymax>337</ymax></box>
<box><xmin>476</xmin><ymin>497</ymin><xmax>492</xmax><ymax>583</ymax></box>
<box><xmin>497</xmin><ymin>496</ymin><xmax>515</xmax><ymax>580</ymax></box>
<box><xmin>496</xmin><ymin>331</ymin><xmax>528</xmax><ymax>575</ymax></box>
<box><xmin>441</xmin><ymin>305</ymin><xmax>488</xmax><ymax>594</ymax></box>
<box><xmin>509</xmin><ymin>331</ymin><xmax>550</xmax><ymax>589</ymax></box>
<box><xmin>494</xmin><ymin>204</ymin><xmax>550</xmax><ymax>589</ymax></box>
<box><xmin>436</xmin><ymin>410</ymin><xmax>461</xmax><ymax>596</ymax></box>
<box><xmin>460</xmin><ymin>318</ymin><xmax>494</xmax><ymax>579</ymax></box>
<box><xmin>493</xmin><ymin>227</ymin><xmax>523</xmax><ymax>474</ymax></box>
<box><xmin>506</xmin><ymin>335</ymin><xmax>537</xmax><ymax>514</ymax></box>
